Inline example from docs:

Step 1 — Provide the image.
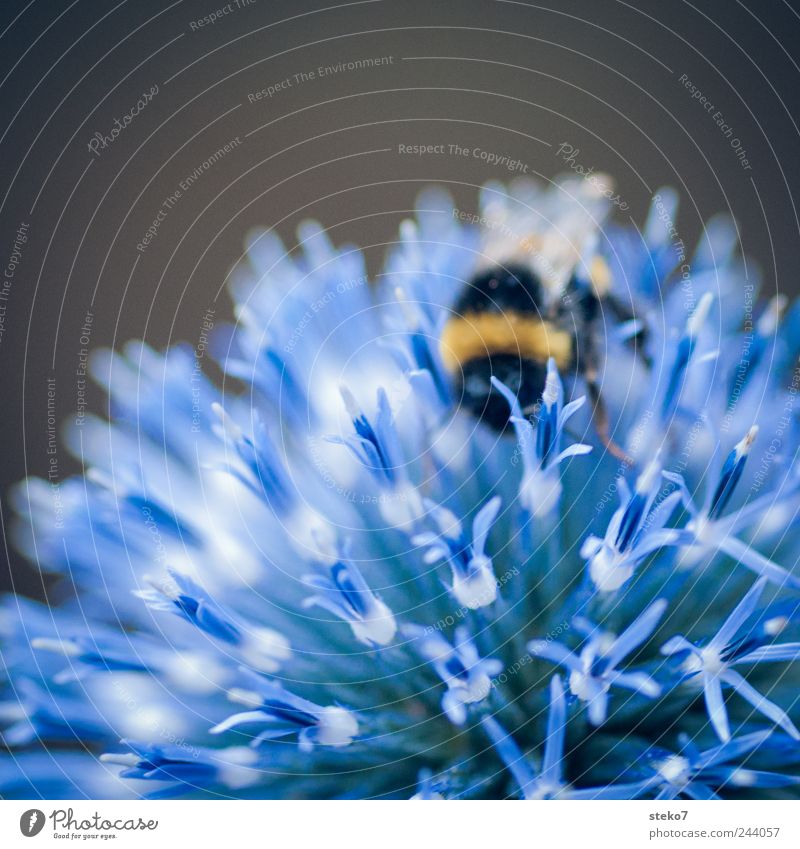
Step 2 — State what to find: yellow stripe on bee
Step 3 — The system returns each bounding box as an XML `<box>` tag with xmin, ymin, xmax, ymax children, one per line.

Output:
<box><xmin>590</xmin><ymin>256</ymin><xmax>612</xmax><ymax>297</ymax></box>
<box><xmin>439</xmin><ymin>312</ymin><xmax>573</xmax><ymax>372</ymax></box>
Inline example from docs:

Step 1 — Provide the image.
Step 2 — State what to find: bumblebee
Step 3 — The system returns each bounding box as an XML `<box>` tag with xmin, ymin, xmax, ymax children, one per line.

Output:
<box><xmin>439</xmin><ymin>182</ymin><xmax>647</xmax><ymax>459</ymax></box>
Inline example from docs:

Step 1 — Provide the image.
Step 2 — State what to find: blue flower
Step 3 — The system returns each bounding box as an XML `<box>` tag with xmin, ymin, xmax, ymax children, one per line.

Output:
<box><xmin>481</xmin><ymin>676</ymin><xmax>650</xmax><ymax>799</ymax></box>
<box><xmin>4</xmin><ymin>177</ymin><xmax>800</xmax><ymax>799</ymax></box>
<box><xmin>100</xmin><ymin>741</ymin><xmax>261</xmax><ymax>798</ymax></box>
<box><xmin>491</xmin><ymin>359</ymin><xmax>592</xmax><ymax>518</ymax></box>
<box><xmin>28</xmin><ymin>633</ymin><xmax>152</xmax><ymax>684</ymax></box>
<box><xmin>412</xmin><ymin>496</ymin><xmax>503</xmax><ymax>609</ymax></box>
<box><xmin>403</xmin><ymin>624</ymin><xmax>502</xmax><ymax>724</ymax></box>
<box><xmin>210</xmin><ymin>672</ymin><xmax>359</xmax><ymax>752</ymax></box>
<box><xmin>624</xmin><ymin>292</ymin><xmax>717</xmax><ymax>462</ymax></box>
<box><xmin>614</xmin><ymin>731</ymin><xmax>800</xmax><ymax>800</ymax></box>
<box><xmin>481</xmin><ymin>675</ymin><xmax>569</xmax><ymax>798</ymax></box>
<box><xmin>529</xmin><ymin>599</ymin><xmax>666</xmax><ymax>725</ymax></box>
<box><xmin>329</xmin><ymin>386</ymin><xmax>424</xmax><ymax>529</ymax></box>
<box><xmin>303</xmin><ymin>551</ymin><xmax>397</xmax><ymax>647</ymax></box>
<box><xmin>663</xmin><ymin>427</ymin><xmax>800</xmax><ymax>588</ymax></box>
<box><xmin>138</xmin><ymin>570</ymin><xmax>291</xmax><ymax>673</ymax></box>
<box><xmin>582</xmin><ymin>458</ymin><xmax>689</xmax><ymax>592</ymax></box>
<box><xmin>661</xmin><ymin>576</ymin><xmax>800</xmax><ymax>741</ymax></box>
<box><xmin>661</xmin><ymin>293</ymin><xmax>715</xmax><ymax>424</ymax></box>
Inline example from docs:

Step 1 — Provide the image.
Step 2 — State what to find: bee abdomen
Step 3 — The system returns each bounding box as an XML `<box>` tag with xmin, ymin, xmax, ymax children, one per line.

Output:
<box><xmin>457</xmin><ymin>355</ymin><xmax>548</xmax><ymax>432</ymax></box>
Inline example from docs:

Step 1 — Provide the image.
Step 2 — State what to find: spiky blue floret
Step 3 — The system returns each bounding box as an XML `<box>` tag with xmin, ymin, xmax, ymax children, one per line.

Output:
<box><xmin>403</xmin><ymin>625</ymin><xmax>502</xmax><ymax>724</ymax></box>
<box><xmin>661</xmin><ymin>576</ymin><xmax>800</xmax><ymax>742</ymax></box>
<box><xmin>529</xmin><ymin>599</ymin><xmax>666</xmax><ymax>726</ymax></box>
<box><xmin>663</xmin><ymin>429</ymin><xmax>800</xmax><ymax>588</ymax></box>
<box><xmin>581</xmin><ymin>458</ymin><xmax>690</xmax><ymax>593</ymax></box>
<box><xmin>208</xmin><ymin>669</ymin><xmax>360</xmax><ymax>752</ymax></box>
<box><xmin>491</xmin><ymin>361</ymin><xmax>592</xmax><ymax>520</ymax></box>
<box><xmin>594</xmin><ymin>730</ymin><xmax>800</xmax><ymax>800</ymax></box>
<box><xmin>303</xmin><ymin>549</ymin><xmax>398</xmax><ymax>647</ymax></box>
<box><xmin>3</xmin><ymin>178</ymin><xmax>800</xmax><ymax>799</ymax></box>
<box><xmin>412</xmin><ymin>496</ymin><xmax>503</xmax><ymax>609</ymax></box>
<box><xmin>481</xmin><ymin>676</ymin><xmax>569</xmax><ymax>799</ymax></box>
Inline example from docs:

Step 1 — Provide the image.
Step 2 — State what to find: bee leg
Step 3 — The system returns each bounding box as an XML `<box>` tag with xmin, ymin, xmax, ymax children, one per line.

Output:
<box><xmin>585</xmin><ymin>370</ymin><xmax>634</xmax><ymax>466</ymax></box>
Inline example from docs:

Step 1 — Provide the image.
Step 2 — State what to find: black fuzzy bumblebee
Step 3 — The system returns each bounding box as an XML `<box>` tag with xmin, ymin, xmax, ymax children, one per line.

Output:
<box><xmin>439</xmin><ymin>245</ymin><xmax>647</xmax><ymax>460</ymax></box>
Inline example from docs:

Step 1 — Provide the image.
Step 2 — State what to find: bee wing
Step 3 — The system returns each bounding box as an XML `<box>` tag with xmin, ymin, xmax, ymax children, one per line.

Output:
<box><xmin>476</xmin><ymin>175</ymin><xmax>616</xmax><ymax>304</ymax></box>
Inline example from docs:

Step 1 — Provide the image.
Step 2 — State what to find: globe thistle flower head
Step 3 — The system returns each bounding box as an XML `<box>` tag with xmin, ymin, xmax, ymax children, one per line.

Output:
<box><xmin>3</xmin><ymin>176</ymin><xmax>800</xmax><ymax>800</ymax></box>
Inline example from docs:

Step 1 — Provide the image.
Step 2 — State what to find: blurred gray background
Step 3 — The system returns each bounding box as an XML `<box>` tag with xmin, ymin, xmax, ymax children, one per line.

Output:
<box><xmin>3</xmin><ymin>0</ymin><xmax>800</xmax><ymax>596</ymax></box>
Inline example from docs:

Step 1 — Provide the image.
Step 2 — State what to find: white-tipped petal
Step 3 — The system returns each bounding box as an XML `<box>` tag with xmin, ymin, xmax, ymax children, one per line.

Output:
<box><xmin>351</xmin><ymin>599</ymin><xmax>397</xmax><ymax>647</ymax></box>
<box><xmin>452</xmin><ymin>558</ymin><xmax>497</xmax><ymax>609</ymax></box>
<box><xmin>316</xmin><ymin>706</ymin><xmax>359</xmax><ymax>747</ymax></box>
